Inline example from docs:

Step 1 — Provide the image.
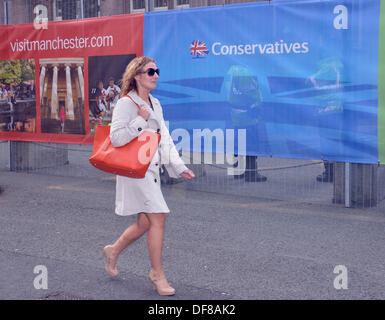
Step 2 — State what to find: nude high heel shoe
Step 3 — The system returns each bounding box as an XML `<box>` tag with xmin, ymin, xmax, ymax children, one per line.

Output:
<box><xmin>149</xmin><ymin>270</ymin><xmax>176</xmax><ymax>296</ymax></box>
<box><xmin>99</xmin><ymin>245</ymin><xmax>119</xmax><ymax>277</ymax></box>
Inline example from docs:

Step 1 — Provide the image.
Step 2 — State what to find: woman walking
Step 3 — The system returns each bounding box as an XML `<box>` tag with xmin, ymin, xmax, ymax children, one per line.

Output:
<box><xmin>99</xmin><ymin>56</ymin><xmax>195</xmax><ymax>296</ymax></box>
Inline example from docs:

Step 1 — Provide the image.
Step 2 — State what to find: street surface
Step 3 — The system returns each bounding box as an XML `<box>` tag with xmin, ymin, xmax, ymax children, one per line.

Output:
<box><xmin>1</xmin><ymin>169</ymin><xmax>385</xmax><ymax>300</ymax></box>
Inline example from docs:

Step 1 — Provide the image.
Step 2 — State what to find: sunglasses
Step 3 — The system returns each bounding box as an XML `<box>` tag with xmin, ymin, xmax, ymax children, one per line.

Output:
<box><xmin>139</xmin><ymin>68</ymin><xmax>160</xmax><ymax>77</ymax></box>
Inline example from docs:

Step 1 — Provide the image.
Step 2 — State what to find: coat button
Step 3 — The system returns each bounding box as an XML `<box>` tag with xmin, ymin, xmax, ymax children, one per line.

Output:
<box><xmin>155</xmin><ymin>163</ymin><xmax>158</xmax><ymax>166</ymax></box>
<box><xmin>157</xmin><ymin>128</ymin><xmax>160</xmax><ymax>133</ymax></box>
<box><xmin>138</xmin><ymin>127</ymin><xmax>142</xmax><ymax>131</ymax></box>
<box><xmin>154</xmin><ymin>179</ymin><xmax>157</xmax><ymax>183</ymax></box>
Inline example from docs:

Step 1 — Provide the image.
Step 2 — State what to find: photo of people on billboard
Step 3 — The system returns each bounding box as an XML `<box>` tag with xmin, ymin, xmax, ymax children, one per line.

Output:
<box><xmin>0</xmin><ymin>59</ymin><xmax>36</xmax><ymax>133</ymax></box>
<box><xmin>88</xmin><ymin>54</ymin><xmax>135</xmax><ymax>134</ymax></box>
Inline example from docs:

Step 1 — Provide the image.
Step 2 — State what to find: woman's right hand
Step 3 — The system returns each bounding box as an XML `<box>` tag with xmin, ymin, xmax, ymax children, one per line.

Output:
<box><xmin>180</xmin><ymin>169</ymin><xmax>195</xmax><ymax>181</ymax></box>
<box><xmin>138</xmin><ymin>108</ymin><xmax>150</xmax><ymax>121</ymax></box>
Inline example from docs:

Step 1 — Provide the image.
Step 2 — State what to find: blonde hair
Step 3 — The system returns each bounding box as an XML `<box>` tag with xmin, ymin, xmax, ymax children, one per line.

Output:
<box><xmin>119</xmin><ymin>56</ymin><xmax>155</xmax><ymax>97</ymax></box>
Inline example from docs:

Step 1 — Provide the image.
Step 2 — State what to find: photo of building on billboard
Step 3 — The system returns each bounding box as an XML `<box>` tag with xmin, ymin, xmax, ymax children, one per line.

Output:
<box><xmin>0</xmin><ymin>59</ymin><xmax>36</xmax><ymax>133</ymax></box>
<box><xmin>88</xmin><ymin>54</ymin><xmax>136</xmax><ymax>134</ymax></box>
<box><xmin>39</xmin><ymin>57</ymin><xmax>85</xmax><ymax>135</ymax></box>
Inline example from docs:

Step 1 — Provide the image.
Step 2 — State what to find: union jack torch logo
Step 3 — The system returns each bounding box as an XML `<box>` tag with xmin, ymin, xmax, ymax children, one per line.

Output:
<box><xmin>190</xmin><ymin>40</ymin><xmax>209</xmax><ymax>58</ymax></box>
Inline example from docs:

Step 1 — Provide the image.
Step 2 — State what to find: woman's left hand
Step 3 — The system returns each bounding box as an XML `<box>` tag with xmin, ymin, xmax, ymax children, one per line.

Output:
<box><xmin>180</xmin><ymin>169</ymin><xmax>195</xmax><ymax>180</ymax></box>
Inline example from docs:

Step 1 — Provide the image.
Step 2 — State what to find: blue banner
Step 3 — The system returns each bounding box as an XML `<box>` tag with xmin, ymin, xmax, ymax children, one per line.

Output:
<box><xmin>144</xmin><ymin>0</ymin><xmax>380</xmax><ymax>163</ymax></box>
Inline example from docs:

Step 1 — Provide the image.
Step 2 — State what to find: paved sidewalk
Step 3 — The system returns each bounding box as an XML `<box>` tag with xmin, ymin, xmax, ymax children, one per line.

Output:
<box><xmin>1</xmin><ymin>170</ymin><xmax>385</xmax><ymax>299</ymax></box>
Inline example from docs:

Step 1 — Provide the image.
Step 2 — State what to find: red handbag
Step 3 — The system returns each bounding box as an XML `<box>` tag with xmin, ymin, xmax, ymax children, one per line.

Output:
<box><xmin>89</xmin><ymin>96</ymin><xmax>161</xmax><ymax>178</ymax></box>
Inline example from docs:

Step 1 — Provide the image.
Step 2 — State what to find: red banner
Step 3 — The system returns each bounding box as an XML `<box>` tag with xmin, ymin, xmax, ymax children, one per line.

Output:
<box><xmin>0</xmin><ymin>13</ymin><xmax>143</xmax><ymax>144</ymax></box>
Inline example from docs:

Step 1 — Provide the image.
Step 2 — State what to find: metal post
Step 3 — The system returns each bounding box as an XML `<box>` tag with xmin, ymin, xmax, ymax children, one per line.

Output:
<box><xmin>148</xmin><ymin>0</ymin><xmax>153</xmax><ymax>12</ymax></box>
<box><xmin>344</xmin><ymin>162</ymin><xmax>351</xmax><ymax>207</ymax></box>
<box><xmin>80</xmin><ymin>0</ymin><xmax>84</xmax><ymax>18</ymax></box>
<box><xmin>4</xmin><ymin>0</ymin><xmax>9</xmax><ymax>25</ymax></box>
<box><xmin>7</xmin><ymin>141</ymin><xmax>11</xmax><ymax>170</ymax></box>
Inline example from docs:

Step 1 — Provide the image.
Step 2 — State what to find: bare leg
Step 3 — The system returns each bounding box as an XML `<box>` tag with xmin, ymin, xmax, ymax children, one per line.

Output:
<box><xmin>146</xmin><ymin>213</ymin><xmax>166</xmax><ymax>272</ymax></box>
<box><xmin>146</xmin><ymin>213</ymin><xmax>174</xmax><ymax>294</ymax></box>
<box><xmin>108</xmin><ymin>213</ymin><xmax>150</xmax><ymax>269</ymax></box>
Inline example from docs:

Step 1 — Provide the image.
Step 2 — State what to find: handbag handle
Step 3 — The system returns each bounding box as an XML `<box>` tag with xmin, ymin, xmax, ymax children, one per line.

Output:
<box><xmin>125</xmin><ymin>95</ymin><xmax>142</xmax><ymax>110</ymax></box>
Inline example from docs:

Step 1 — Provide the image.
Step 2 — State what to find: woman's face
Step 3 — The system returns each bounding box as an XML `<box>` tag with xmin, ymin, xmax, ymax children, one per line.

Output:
<box><xmin>135</xmin><ymin>62</ymin><xmax>159</xmax><ymax>93</ymax></box>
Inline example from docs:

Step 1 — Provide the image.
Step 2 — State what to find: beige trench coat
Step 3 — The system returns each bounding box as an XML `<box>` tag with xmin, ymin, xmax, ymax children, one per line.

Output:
<box><xmin>110</xmin><ymin>90</ymin><xmax>188</xmax><ymax>216</ymax></box>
